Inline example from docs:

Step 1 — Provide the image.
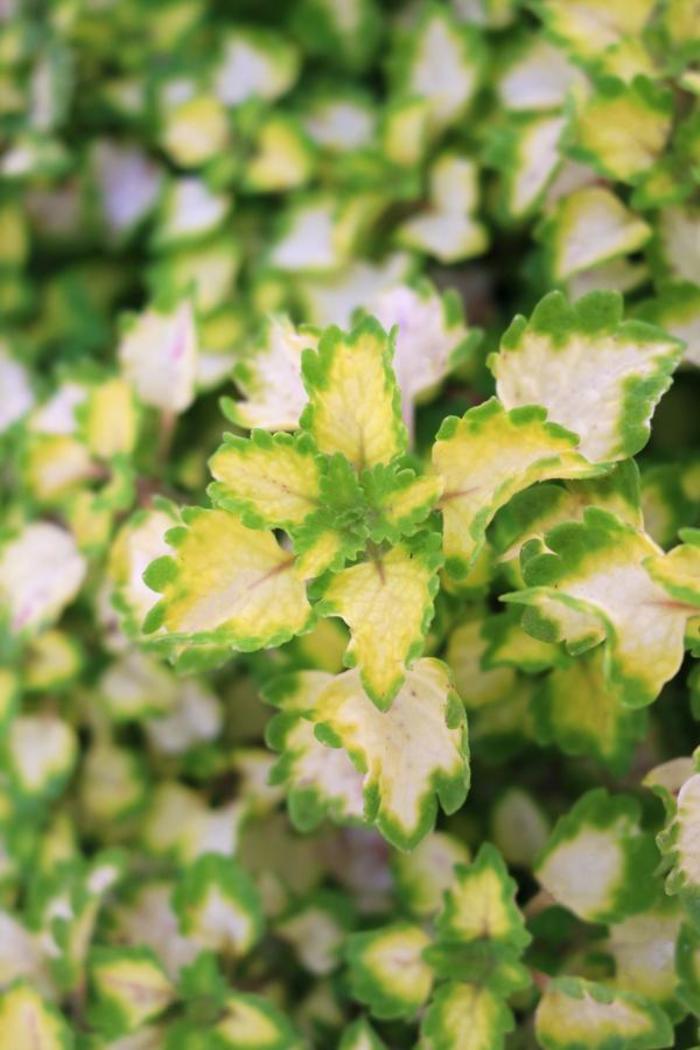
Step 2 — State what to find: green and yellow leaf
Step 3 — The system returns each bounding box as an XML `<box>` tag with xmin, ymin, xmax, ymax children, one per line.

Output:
<box><xmin>300</xmin><ymin>317</ymin><xmax>406</xmax><ymax>471</ymax></box>
<box><xmin>23</xmin><ymin>433</ymin><xmax>94</xmax><ymax>505</ymax></box>
<box><xmin>419</xmin><ymin>981</ymin><xmax>514</xmax><ymax>1050</ymax></box>
<box><xmin>160</xmin><ymin>93</ymin><xmax>230</xmax><ymax>168</ymax></box>
<box><xmin>642</xmin><ymin>756</ymin><xmax>695</xmax><ymax>815</ymax></box>
<box><xmin>436</xmin><ymin>843</ymin><xmax>531</xmax><ymax>951</ymax></box>
<box><xmin>338</xmin><ymin>1017</ymin><xmax>387</xmax><ymax>1050</ymax></box>
<box><xmin>446</xmin><ymin>615</ymin><xmax>517</xmax><ymax>710</ymax></box>
<box><xmin>490</xmin><ymin>788</ymin><xmax>551</xmax><ymax>869</ymax></box>
<box><xmin>5</xmin><ymin>714</ymin><xmax>77</xmax><ymax>800</ymax></box>
<box><xmin>172</xmin><ymin>853</ymin><xmax>264</xmax><ymax>957</ymax></box>
<box><xmin>265</xmin><ymin>671</ymin><xmax>366</xmax><ymax>831</ymax></box>
<box><xmin>371</xmin><ymin>281</ymin><xmax>477</xmax><ymax>430</ymax></box>
<box><xmin>481</xmin><ymin>608</ymin><xmax>564</xmax><ymax>674</ymax></box>
<box><xmin>144</xmin><ymin>679</ymin><xmax>222</xmax><ymax>756</ymax></box>
<box><xmin>313</xmin><ymin>659</ymin><xmax>469</xmax><ymax>850</ymax></box>
<box><xmin>606</xmin><ymin>899</ymin><xmax>682</xmax><ymax>1013</ymax></box>
<box><xmin>79</xmin><ymin>740</ymin><xmax>148</xmax><ymax>825</ymax></box>
<box><xmin>79</xmin><ymin>376</ymin><xmax>139</xmax><ymax>460</ymax></box>
<box><xmin>143</xmin><ymin>507</ymin><xmax>312</xmax><ymax>650</ymax></box>
<box><xmin>346</xmin><ymin>922</ymin><xmax>433</xmax><ymax>1019</ymax></box>
<box><xmin>24</xmin><ymin>629</ymin><xmax>82</xmax><ymax>692</ymax></box>
<box><xmin>244</xmin><ymin>115</ymin><xmax>315</xmax><ymax>193</ymax></box>
<box><xmin>97</xmin><ymin>650</ymin><xmax>177</xmax><ymax>722</ymax></box>
<box><xmin>535</xmin><ymin>976</ymin><xmax>674</xmax><ymax>1050</ymax></box>
<box><xmin>154</xmin><ymin>176</ymin><xmax>229</xmax><ymax>248</ymax></box>
<box><xmin>657</xmin><ymin>769</ymin><xmax>700</xmax><ymax>925</ymax></box>
<box><xmin>645</xmin><ymin>529</ymin><xmax>700</xmax><ymax>607</ymax></box>
<box><xmin>393</xmin><ymin>832</ymin><xmax>470</xmax><ymax>919</ymax></box>
<box><xmin>316</xmin><ymin>536</ymin><xmax>442</xmax><ymax>707</ymax></box>
<box><xmin>492</xmin><ymin>291</ymin><xmax>682</xmax><ymax>463</ymax></box>
<box><xmin>396</xmin><ymin>154</ymin><xmax>488</xmax><ymax>264</ymax></box>
<box><xmin>390</xmin><ymin>5</ymin><xmax>485</xmax><ymax>132</ymax></box>
<box><xmin>568</xmin><ymin>78</ymin><xmax>672</xmax><ymax>184</ymax></box>
<box><xmin>432</xmin><ymin>397</ymin><xmax>601</xmax><ymax>575</ymax></box>
<box><xmin>213</xmin><ymin>28</ymin><xmax>299</xmax><ymax>107</ymax></box>
<box><xmin>208</xmin><ymin>431</ymin><xmax>323</xmax><ymax>530</ymax></box>
<box><xmin>487</xmin><ymin>113</ymin><xmax>566</xmax><ymax>222</ymax></box>
<box><xmin>0</xmin><ymin>982</ymin><xmax>73</xmax><ymax>1050</ymax></box>
<box><xmin>533</xmin><ymin>648</ymin><xmax>647</xmax><ymax>772</ymax></box>
<box><xmin>276</xmin><ymin>892</ymin><xmax>353</xmax><ymax>976</ymax></box>
<box><xmin>360</xmin><ymin>463</ymin><xmax>443</xmax><ymax>544</ymax></box>
<box><xmin>538</xmin><ymin>186</ymin><xmax>651</xmax><ymax>282</ymax></box>
<box><xmin>89</xmin><ymin>947</ymin><xmax>175</xmax><ymax>1036</ymax></box>
<box><xmin>636</xmin><ymin>281</ymin><xmax>700</xmax><ymax>369</ymax></box>
<box><xmin>215</xmin><ymin>991</ymin><xmax>304</xmax><ymax>1050</ymax></box>
<box><xmin>534</xmin><ymin>789</ymin><xmax>658</xmax><ymax>923</ymax></box>
<box><xmin>496</xmin><ymin>37</ymin><xmax>579</xmax><ymax>113</ymax></box>
<box><xmin>493</xmin><ymin>463</ymin><xmax>642</xmax><ymax>583</ymax></box>
<box><xmin>676</xmin><ymin>921</ymin><xmax>700</xmax><ymax>1015</ymax></box>
<box><xmin>226</xmin><ymin>315</ymin><xmax>318</xmax><ymax>432</ymax></box>
<box><xmin>534</xmin><ymin>1</ymin><xmax>656</xmax><ymax>61</ymax></box>
<box><xmin>507</xmin><ymin>508</ymin><xmax>698</xmax><ymax>707</ymax></box>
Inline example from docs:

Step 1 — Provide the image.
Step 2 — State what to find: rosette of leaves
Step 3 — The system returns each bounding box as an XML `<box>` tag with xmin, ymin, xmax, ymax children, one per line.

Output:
<box><xmin>345</xmin><ymin>844</ymin><xmax>531</xmax><ymax>1049</ymax></box>
<box><xmin>144</xmin><ymin>316</ymin><xmax>445</xmax><ymax>710</ymax></box>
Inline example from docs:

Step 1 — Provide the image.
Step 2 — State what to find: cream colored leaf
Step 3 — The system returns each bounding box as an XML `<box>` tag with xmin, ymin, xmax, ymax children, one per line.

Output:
<box><xmin>313</xmin><ymin>659</ymin><xmax>469</xmax><ymax>850</ymax></box>
<box><xmin>0</xmin><ymin>522</ymin><xmax>86</xmax><ymax>636</ymax></box>
<box><xmin>118</xmin><ymin>299</ymin><xmax>197</xmax><ymax>413</ymax></box>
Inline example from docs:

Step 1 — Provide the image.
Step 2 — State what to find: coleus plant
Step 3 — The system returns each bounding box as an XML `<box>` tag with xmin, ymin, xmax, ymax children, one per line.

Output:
<box><xmin>4</xmin><ymin>0</ymin><xmax>700</xmax><ymax>1048</ymax></box>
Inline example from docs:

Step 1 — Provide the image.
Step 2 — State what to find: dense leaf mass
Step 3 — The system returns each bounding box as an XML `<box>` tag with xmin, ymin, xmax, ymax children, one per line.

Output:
<box><xmin>2</xmin><ymin>1</ymin><xmax>700</xmax><ymax>1047</ymax></box>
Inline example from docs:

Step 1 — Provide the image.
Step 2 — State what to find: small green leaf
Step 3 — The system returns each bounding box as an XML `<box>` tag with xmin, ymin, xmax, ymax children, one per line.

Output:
<box><xmin>493</xmin><ymin>463</ymin><xmax>642</xmax><ymax>583</ymax></box>
<box><xmin>360</xmin><ymin>462</ymin><xmax>442</xmax><ymax>543</ymax></box>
